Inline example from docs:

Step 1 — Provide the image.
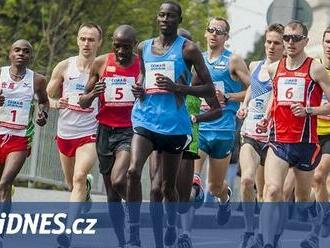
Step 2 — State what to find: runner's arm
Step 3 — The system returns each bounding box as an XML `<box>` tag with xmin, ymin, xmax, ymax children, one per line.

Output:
<box><xmin>174</xmin><ymin>41</ymin><xmax>215</xmax><ymax>98</ymax></box>
<box><xmin>79</xmin><ymin>56</ymin><xmax>106</xmax><ymax>108</ymax></box>
<box><xmin>46</xmin><ymin>60</ymin><xmax>67</xmax><ymax>99</ymax></box>
<box><xmin>34</xmin><ymin>73</ymin><xmax>49</xmax><ymax>126</ymax></box>
<box><xmin>132</xmin><ymin>42</ymin><xmax>145</xmax><ymax>99</ymax></box>
<box><xmin>307</xmin><ymin>61</ymin><xmax>330</xmax><ymax>115</ymax></box>
<box><xmin>225</xmin><ymin>54</ymin><xmax>250</xmax><ymax>102</ymax></box>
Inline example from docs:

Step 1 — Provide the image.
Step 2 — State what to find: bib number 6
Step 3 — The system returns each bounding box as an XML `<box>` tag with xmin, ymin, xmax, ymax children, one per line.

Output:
<box><xmin>285</xmin><ymin>87</ymin><xmax>293</xmax><ymax>100</ymax></box>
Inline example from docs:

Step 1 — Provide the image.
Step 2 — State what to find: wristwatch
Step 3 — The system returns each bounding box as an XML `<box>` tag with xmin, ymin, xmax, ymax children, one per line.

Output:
<box><xmin>224</xmin><ymin>93</ymin><xmax>230</xmax><ymax>103</ymax></box>
<box><xmin>305</xmin><ymin>107</ymin><xmax>313</xmax><ymax>115</ymax></box>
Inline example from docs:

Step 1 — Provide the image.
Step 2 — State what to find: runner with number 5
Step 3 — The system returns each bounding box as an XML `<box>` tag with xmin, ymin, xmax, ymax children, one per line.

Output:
<box><xmin>79</xmin><ymin>25</ymin><xmax>140</xmax><ymax>248</ymax></box>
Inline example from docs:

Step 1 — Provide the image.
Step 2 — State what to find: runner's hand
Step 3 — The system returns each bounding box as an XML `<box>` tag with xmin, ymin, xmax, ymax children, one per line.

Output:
<box><xmin>56</xmin><ymin>97</ymin><xmax>68</xmax><ymax>109</ymax></box>
<box><xmin>256</xmin><ymin>118</ymin><xmax>269</xmax><ymax>133</ymax></box>
<box><xmin>236</xmin><ymin>106</ymin><xmax>248</xmax><ymax>119</ymax></box>
<box><xmin>0</xmin><ymin>89</ymin><xmax>4</xmax><ymax>106</ymax></box>
<box><xmin>92</xmin><ymin>78</ymin><xmax>106</xmax><ymax>97</ymax></box>
<box><xmin>36</xmin><ymin>110</ymin><xmax>47</xmax><ymax>126</ymax></box>
<box><xmin>132</xmin><ymin>83</ymin><xmax>145</xmax><ymax>99</ymax></box>
<box><xmin>290</xmin><ymin>103</ymin><xmax>307</xmax><ymax>117</ymax></box>
<box><xmin>155</xmin><ymin>73</ymin><xmax>178</xmax><ymax>92</ymax></box>
<box><xmin>216</xmin><ymin>91</ymin><xmax>226</xmax><ymax>108</ymax></box>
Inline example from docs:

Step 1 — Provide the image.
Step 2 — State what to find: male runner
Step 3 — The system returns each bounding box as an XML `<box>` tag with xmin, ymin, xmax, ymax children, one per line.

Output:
<box><xmin>148</xmin><ymin>28</ymin><xmax>221</xmax><ymax>248</ymax></box>
<box><xmin>193</xmin><ymin>16</ymin><xmax>250</xmax><ymax>226</ymax></box>
<box><xmin>258</xmin><ymin>21</ymin><xmax>330</xmax><ymax>248</ymax></box>
<box><xmin>79</xmin><ymin>25</ymin><xmax>139</xmax><ymax>248</ymax></box>
<box><xmin>47</xmin><ymin>22</ymin><xmax>102</xmax><ymax>248</ymax></box>
<box><xmin>313</xmin><ymin>26</ymin><xmax>330</xmax><ymax>238</ymax></box>
<box><xmin>0</xmin><ymin>39</ymin><xmax>48</xmax><ymax>245</ymax></box>
<box><xmin>47</xmin><ymin>22</ymin><xmax>102</xmax><ymax>203</ymax></box>
<box><xmin>237</xmin><ymin>23</ymin><xmax>284</xmax><ymax>248</ymax></box>
<box><xmin>127</xmin><ymin>1</ymin><xmax>219</xmax><ymax>247</ymax></box>
<box><xmin>300</xmin><ymin>26</ymin><xmax>330</xmax><ymax>248</ymax></box>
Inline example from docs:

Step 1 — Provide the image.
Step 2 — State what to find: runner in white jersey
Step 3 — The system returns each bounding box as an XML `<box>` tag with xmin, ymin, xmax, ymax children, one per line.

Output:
<box><xmin>46</xmin><ymin>23</ymin><xmax>102</xmax><ymax>248</ymax></box>
<box><xmin>0</xmin><ymin>39</ymin><xmax>48</xmax><ymax>245</ymax></box>
<box><xmin>236</xmin><ymin>23</ymin><xmax>284</xmax><ymax>248</ymax></box>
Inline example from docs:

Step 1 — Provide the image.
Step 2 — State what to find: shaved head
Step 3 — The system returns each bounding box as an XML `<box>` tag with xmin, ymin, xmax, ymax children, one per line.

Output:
<box><xmin>113</xmin><ymin>25</ymin><xmax>137</xmax><ymax>42</ymax></box>
<box><xmin>11</xmin><ymin>39</ymin><xmax>32</xmax><ymax>53</ymax></box>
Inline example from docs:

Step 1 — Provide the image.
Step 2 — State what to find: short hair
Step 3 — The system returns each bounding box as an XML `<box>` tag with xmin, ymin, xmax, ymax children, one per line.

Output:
<box><xmin>162</xmin><ymin>1</ymin><xmax>182</xmax><ymax>17</ymax></box>
<box><xmin>286</xmin><ymin>20</ymin><xmax>308</xmax><ymax>36</ymax></box>
<box><xmin>265</xmin><ymin>23</ymin><xmax>284</xmax><ymax>36</ymax></box>
<box><xmin>322</xmin><ymin>27</ymin><xmax>330</xmax><ymax>41</ymax></box>
<box><xmin>207</xmin><ymin>17</ymin><xmax>230</xmax><ymax>33</ymax></box>
<box><xmin>78</xmin><ymin>22</ymin><xmax>103</xmax><ymax>40</ymax></box>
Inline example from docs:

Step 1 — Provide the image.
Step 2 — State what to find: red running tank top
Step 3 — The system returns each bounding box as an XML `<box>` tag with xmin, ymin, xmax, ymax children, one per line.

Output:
<box><xmin>271</xmin><ymin>57</ymin><xmax>322</xmax><ymax>143</ymax></box>
<box><xmin>97</xmin><ymin>53</ymin><xmax>140</xmax><ymax>127</ymax></box>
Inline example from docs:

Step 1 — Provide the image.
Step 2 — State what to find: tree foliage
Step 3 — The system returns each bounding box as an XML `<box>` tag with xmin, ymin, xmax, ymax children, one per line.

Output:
<box><xmin>0</xmin><ymin>0</ymin><xmax>227</xmax><ymax>77</ymax></box>
<box><xmin>245</xmin><ymin>34</ymin><xmax>265</xmax><ymax>65</ymax></box>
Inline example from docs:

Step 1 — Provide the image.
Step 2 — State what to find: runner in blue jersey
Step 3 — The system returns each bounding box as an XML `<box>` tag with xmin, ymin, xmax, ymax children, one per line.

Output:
<box><xmin>236</xmin><ymin>23</ymin><xmax>284</xmax><ymax>248</ymax></box>
<box><xmin>147</xmin><ymin>28</ymin><xmax>221</xmax><ymax>248</ymax></box>
<box><xmin>193</xmin><ymin>17</ymin><xmax>250</xmax><ymax>226</ymax></box>
<box><xmin>127</xmin><ymin>2</ymin><xmax>221</xmax><ymax>247</ymax></box>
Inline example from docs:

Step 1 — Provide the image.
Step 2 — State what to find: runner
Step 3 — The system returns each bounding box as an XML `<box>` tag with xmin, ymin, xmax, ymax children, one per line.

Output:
<box><xmin>237</xmin><ymin>23</ymin><xmax>284</xmax><ymax>248</ymax></box>
<box><xmin>193</xmin><ymin>16</ymin><xmax>250</xmax><ymax>227</ymax></box>
<box><xmin>313</xmin><ymin>26</ymin><xmax>330</xmax><ymax>238</ymax></box>
<box><xmin>300</xmin><ymin>26</ymin><xmax>330</xmax><ymax>248</ymax></box>
<box><xmin>147</xmin><ymin>28</ymin><xmax>221</xmax><ymax>248</ymax></box>
<box><xmin>258</xmin><ymin>20</ymin><xmax>330</xmax><ymax>248</ymax></box>
<box><xmin>47</xmin><ymin>22</ymin><xmax>102</xmax><ymax>248</ymax></box>
<box><xmin>0</xmin><ymin>39</ymin><xmax>48</xmax><ymax>245</ymax></box>
<box><xmin>127</xmin><ymin>1</ymin><xmax>219</xmax><ymax>247</ymax></box>
<box><xmin>79</xmin><ymin>24</ymin><xmax>139</xmax><ymax>248</ymax></box>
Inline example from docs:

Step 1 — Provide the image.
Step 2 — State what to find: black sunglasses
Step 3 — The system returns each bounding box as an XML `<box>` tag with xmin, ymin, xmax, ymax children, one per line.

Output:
<box><xmin>283</xmin><ymin>34</ymin><xmax>306</xmax><ymax>42</ymax></box>
<box><xmin>206</xmin><ymin>27</ymin><xmax>227</xmax><ymax>35</ymax></box>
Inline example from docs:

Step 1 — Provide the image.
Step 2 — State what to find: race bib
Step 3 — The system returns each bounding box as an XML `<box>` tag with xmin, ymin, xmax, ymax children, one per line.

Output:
<box><xmin>145</xmin><ymin>61</ymin><xmax>175</xmax><ymax>94</ymax></box>
<box><xmin>104</xmin><ymin>77</ymin><xmax>135</xmax><ymax>106</ymax></box>
<box><xmin>200</xmin><ymin>81</ymin><xmax>225</xmax><ymax>111</ymax></box>
<box><xmin>244</xmin><ymin>112</ymin><xmax>269</xmax><ymax>137</ymax></box>
<box><xmin>277</xmin><ymin>77</ymin><xmax>305</xmax><ymax>104</ymax></box>
<box><xmin>0</xmin><ymin>99</ymin><xmax>31</xmax><ymax>130</ymax></box>
<box><xmin>65</xmin><ymin>82</ymin><xmax>93</xmax><ymax>112</ymax></box>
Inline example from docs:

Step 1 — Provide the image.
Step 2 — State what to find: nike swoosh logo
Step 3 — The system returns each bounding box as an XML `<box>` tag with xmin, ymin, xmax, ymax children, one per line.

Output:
<box><xmin>69</xmin><ymin>76</ymin><xmax>79</xmax><ymax>80</ymax></box>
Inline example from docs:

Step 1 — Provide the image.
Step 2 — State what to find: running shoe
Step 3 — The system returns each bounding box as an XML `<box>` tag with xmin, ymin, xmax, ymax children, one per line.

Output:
<box><xmin>164</xmin><ymin>225</ymin><xmax>177</xmax><ymax>246</ymax></box>
<box><xmin>216</xmin><ymin>186</ymin><xmax>232</xmax><ymax>225</ymax></box>
<box><xmin>177</xmin><ymin>233</ymin><xmax>192</xmax><ymax>248</ymax></box>
<box><xmin>192</xmin><ymin>174</ymin><xmax>204</xmax><ymax>209</ymax></box>
<box><xmin>239</xmin><ymin>232</ymin><xmax>254</xmax><ymax>248</ymax></box>
<box><xmin>321</xmin><ymin>209</ymin><xmax>330</xmax><ymax>238</ymax></box>
<box><xmin>300</xmin><ymin>234</ymin><xmax>319</xmax><ymax>248</ymax></box>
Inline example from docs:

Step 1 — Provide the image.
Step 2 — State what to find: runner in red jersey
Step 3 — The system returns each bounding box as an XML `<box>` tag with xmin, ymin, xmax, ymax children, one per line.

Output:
<box><xmin>257</xmin><ymin>21</ymin><xmax>330</xmax><ymax>248</ymax></box>
<box><xmin>79</xmin><ymin>25</ymin><xmax>139</xmax><ymax>248</ymax></box>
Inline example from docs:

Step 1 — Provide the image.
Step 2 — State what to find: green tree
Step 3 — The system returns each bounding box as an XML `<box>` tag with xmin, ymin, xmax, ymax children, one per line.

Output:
<box><xmin>0</xmin><ymin>0</ymin><xmax>227</xmax><ymax>77</ymax></box>
<box><xmin>245</xmin><ymin>34</ymin><xmax>265</xmax><ymax>65</ymax></box>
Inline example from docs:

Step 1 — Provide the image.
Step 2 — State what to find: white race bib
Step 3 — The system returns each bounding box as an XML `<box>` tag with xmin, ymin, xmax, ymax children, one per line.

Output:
<box><xmin>145</xmin><ymin>61</ymin><xmax>175</xmax><ymax>94</ymax></box>
<box><xmin>0</xmin><ymin>99</ymin><xmax>31</xmax><ymax>130</ymax></box>
<box><xmin>244</xmin><ymin>112</ymin><xmax>269</xmax><ymax>137</ymax></box>
<box><xmin>104</xmin><ymin>77</ymin><xmax>135</xmax><ymax>106</ymax></box>
<box><xmin>200</xmin><ymin>81</ymin><xmax>225</xmax><ymax>111</ymax></box>
<box><xmin>277</xmin><ymin>77</ymin><xmax>305</xmax><ymax>104</ymax></box>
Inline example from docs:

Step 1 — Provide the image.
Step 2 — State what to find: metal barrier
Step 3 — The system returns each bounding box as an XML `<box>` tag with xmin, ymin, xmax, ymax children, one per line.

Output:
<box><xmin>18</xmin><ymin>108</ymin><xmax>151</xmax><ymax>199</ymax></box>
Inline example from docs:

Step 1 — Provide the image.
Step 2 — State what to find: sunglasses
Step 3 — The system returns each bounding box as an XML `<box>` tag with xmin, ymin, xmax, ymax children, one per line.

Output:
<box><xmin>283</xmin><ymin>34</ymin><xmax>306</xmax><ymax>42</ymax></box>
<box><xmin>206</xmin><ymin>27</ymin><xmax>227</xmax><ymax>35</ymax></box>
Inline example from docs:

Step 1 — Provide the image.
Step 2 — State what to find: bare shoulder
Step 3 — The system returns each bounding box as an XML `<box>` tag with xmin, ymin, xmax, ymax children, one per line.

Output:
<box><xmin>183</xmin><ymin>39</ymin><xmax>200</xmax><ymax>54</ymax></box>
<box><xmin>230</xmin><ymin>53</ymin><xmax>244</xmax><ymax>64</ymax></box>
<box><xmin>310</xmin><ymin>58</ymin><xmax>328</xmax><ymax>81</ymax></box>
<box><xmin>34</xmin><ymin>72</ymin><xmax>46</xmax><ymax>84</ymax></box>
<box><xmin>310</xmin><ymin>58</ymin><xmax>324</xmax><ymax>73</ymax></box>
<box><xmin>54</xmin><ymin>59</ymin><xmax>69</xmax><ymax>73</ymax></box>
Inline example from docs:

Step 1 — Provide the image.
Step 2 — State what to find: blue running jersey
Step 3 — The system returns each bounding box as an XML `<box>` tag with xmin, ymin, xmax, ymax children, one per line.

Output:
<box><xmin>199</xmin><ymin>49</ymin><xmax>243</xmax><ymax>133</ymax></box>
<box><xmin>132</xmin><ymin>36</ymin><xmax>192</xmax><ymax>135</ymax></box>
